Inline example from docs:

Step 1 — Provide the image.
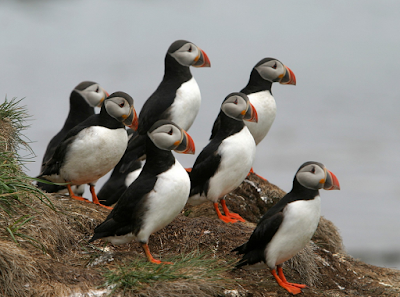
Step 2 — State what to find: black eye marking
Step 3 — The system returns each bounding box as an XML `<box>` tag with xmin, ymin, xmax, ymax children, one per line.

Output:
<box><xmin>272</xmin><ymin>63</ymin><xmax>277</xmax><ymax>69</ymax></box>
<box><xmin>310</xmin><ymin>167</ymin><xmax>316</xmax><ymax>174</ymax></box>
<box><xmin>234</xmin><ymin>98</ymin><xmax>238</xmax><ymax>104</ymax></box>
<box><xmin>96</xmin><ymin>86</ymin><xmax>99</xmax><ymax>92</ymax></box>
<box><xmin>119</xmin><ymin>102</ymin><xmax>125</xmax><ymax>108</ymax></box>
<box><xmin>168</xmin><ymin>128</ymin><xmax>173</xmax><ymax>135</ymax></box>
<box><xmin>188</xmin><ymin>45</ymin><xmax>192</xmax><ymax>52</ymax></box>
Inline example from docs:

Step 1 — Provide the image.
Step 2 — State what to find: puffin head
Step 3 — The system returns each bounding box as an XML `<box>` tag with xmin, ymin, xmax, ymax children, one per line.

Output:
<box><xmin>147</xmin><ymin>120</ymin><xmax>195</xmax><ymax>154</ymax></box>
<box><xmin>104</xmin><ymin>92</ymin><xmax>138</xmax><ymax>130</ymax></box>
<box><xmin>168</xmin><ymin>40</ymin><xmax>211</xmax><ymax>68</ymax></box>
<box><xmin>74</xmin><ymin>81</ymin><xmax>109</xmax><ymax>107</ymax></box>
<box><xmin>221</xmin><ymin>92</ymin><xmax>258</xmax><ymax>123</ymax></box>
<box><xmin>295</xmin><ymin>161</ymin><xmax>340</xmax><ymax>191</ymax></box>
<box><xmin>254</xmin><ymin>58</ymin><xmax>296</xmax><ymax>85</ymax></box>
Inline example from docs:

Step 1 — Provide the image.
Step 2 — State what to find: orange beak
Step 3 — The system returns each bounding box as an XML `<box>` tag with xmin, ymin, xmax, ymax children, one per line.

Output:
<box><xmin>193</xmin><ymin>48</ymin><xmax>211</xmax><ymax>68</ymax></box>
<box><xmin>243</xmin><ymin>102</ymin><xmax>258</xmax><ymax>123</ymax></box>
<box><xmin>280</xmin><ymin>65</ymin><xmax>296</xmax><ymax>85</ymax></box>
<box><xmin>127</xmin><ymin>108</ymin><xmax>139</xmax><ymax>131</ymax></box>
<box><xmin>323</xmin><ymin>169</ymin><xmax>340</xmax><ymax>190</ymax></box>
<box><xmin>174</xmin><ymin>130</ymin><xmax>195</xmax><ymax>154</ymax></box>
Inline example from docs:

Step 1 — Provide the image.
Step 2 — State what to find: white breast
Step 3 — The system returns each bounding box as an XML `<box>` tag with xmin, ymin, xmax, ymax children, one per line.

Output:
<box><xmin>265</xmin><ymin>196</ymin><xmax>321</xmax><ymax>268</ymax></box>
<box><xmin>244</xmin><ymin>91</ymin><xmax>276</xmax><ymax>145</ymax></box>
<box><xmin>191</xmin><ymin>127</ymin><xmax>256</xmax><ymax>205</ymax></box>
<box><xmin>135</xmin><ymin>160</ymin><xmax>190</xmax><ymax>243</ymax></box>
<box><xmin>60</xmin><ymin>126</ymin><xmax>128</xmax><ymax>185</ymax></box>
<box><xmin>168</xmin><ymin>77</ymin><xmax>201</xmax><ymax>131</ymax></box>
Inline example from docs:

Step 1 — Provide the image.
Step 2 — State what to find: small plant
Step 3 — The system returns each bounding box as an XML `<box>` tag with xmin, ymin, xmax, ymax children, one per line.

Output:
<box><xmin>101</xmin><ymin>249</ymin><xmax>234</xmax><ymax>295</ymax></box>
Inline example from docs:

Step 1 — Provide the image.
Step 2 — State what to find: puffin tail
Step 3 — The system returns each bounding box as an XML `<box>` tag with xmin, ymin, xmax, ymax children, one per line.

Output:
<box><xmin>89</xmin><ymin>217</ymin><xmax>120</xmax><ymax>243</ymax></box>
<box><xmin>234</xmin><ymin>249</ymin><xmax>265</xmax><ymax>269</ymax></box>
<box><xmin>232</xmin><ymin>242</ymin><xmax>247</xmax><ymax>254</ymax></box>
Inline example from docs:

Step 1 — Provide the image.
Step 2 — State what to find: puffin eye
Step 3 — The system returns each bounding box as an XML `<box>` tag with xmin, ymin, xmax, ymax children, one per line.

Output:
<box><xmin>119</xmin><ymin>102</ymin><xmax>125</xmax><ymax>108</ymax></box>
<box><xmin>310</xmin><ymin>167</ymin><xmax>315</xmax><ymax>174</ymax></box>
<box><xmin>168</xmin><ymin>128</ymin><xmax>173</xmax><ymax>135</ymax></box>
<box><xmin>188</xmin><ymin>45</ymin><xmax>192</xmax><ymax>52</ymax></box>
<box><xmin>234</xmin><ymin>98</ymin><xmax>238</xmax><ymax>104</ymax></box>
<box><xmin>272</xmin><ymin>63</ymin><xmax>277</xmax><ymax>69</ymax></box>
<box><xmin>96</xmin><ymin>86</ymin><xmax>100</xmax><ymax>92</ymax></box>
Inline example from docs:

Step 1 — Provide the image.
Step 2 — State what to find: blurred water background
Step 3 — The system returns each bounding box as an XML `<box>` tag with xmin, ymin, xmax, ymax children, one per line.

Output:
<box><xmin>1</xmin><ymin>0</ymin><xmax>399</xmax><ymax>269</ymax></box>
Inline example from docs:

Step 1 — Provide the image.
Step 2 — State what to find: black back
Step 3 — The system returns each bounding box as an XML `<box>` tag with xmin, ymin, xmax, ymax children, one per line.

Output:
<box><xmin>89</xmin><ymin>136</ymin><xmax>176</xmax><ymax>242</ymax></box>
<box><xmin>189</xmin><ymin>111</ymin><xmax>245</xmax><ymax>197</ymax></box>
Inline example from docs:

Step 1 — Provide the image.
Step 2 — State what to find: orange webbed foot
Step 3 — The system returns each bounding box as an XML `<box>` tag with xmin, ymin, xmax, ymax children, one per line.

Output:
<box><xmin>213</xmin><ymin>202</ymin><xmax>238</xmax><ymax>223</ymax></box>
<box><xmin>220</xmin><ymin>199</ymin><xmax>245</xmax><ymax>223</ymax></box>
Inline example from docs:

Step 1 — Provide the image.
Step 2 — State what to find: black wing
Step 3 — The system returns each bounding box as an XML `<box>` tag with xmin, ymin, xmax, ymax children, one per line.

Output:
<box><xmin>234</xmin><ymin>212</ymin><xmax>284</xmax><ymax>267</ymax></box>
<box><xmin>189</xmin><ymin>141</ymin><xmax>222</xmax><ymax>197</ymax></box>
<box><xmin>89</xmin><ymin>171</ymin><xmax>157</xmax><ymax>242</ymax></box>
<box><xmin>39</xmin><ymin>135</ymin><xmax>77</xmax><ymax>177</ymax></box>
<box><xmin>233</xmin><ymin>191</ymin><xmax>298</xmax><ymax>267</ymax></box>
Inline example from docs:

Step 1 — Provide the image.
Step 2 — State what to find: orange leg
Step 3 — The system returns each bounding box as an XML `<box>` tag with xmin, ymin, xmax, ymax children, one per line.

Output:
<box><xmin>67</xmin><ymin>185</ymin><xmax>89</xmax><ymax>202</ymax></box>
<box><xmin>213</xmin><ymin>202</ymin><xmax>238</xmax><ymax>223</ymax></box>
<box><xmin>89</xmin><ymin>185</ymin><xmax>113</xmax><ymax>210</ymax></box>
<box><xmin>247</xmin><ymin>167</ymin><xmax>267</xmax><ymax>181</ymax></box>
<box><xmin>270</xmin><ymin>268</ymin><xmax>302</xmax><ymax>295</ymax></box>
<box><xmin>185</xmin><ymin>167</ymin><xmax>192</xmax><ymax>173</ymax></box>
<box><xmin>142</xmin><ymin>243</ymin><xmax>173</xmax><ymax>265</ymax></box>
<box><xmin>277</xmin><ymin>266</ymin><xmax>307</xmax><ymax>289</ymax></box>
<box><xmin>220</xmin><ymin>199</ymin><xmax>245</xmax><ymax>222</ymax></box>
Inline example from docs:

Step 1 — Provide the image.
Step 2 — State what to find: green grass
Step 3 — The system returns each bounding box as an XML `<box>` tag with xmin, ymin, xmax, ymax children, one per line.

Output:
<box><xmin>101</xmin><ymin>249</ymin><xmax>234</xmax><ymax>295</ymax></box>
<box><xmin>0</xmin><ymin>97</ymin><xmax>55</xmax><ymax>247</ymax></box>
<box><xmin>0</xmin><ymin>97</ymin><xmax>33</xmax><ymax>156</ymax></box>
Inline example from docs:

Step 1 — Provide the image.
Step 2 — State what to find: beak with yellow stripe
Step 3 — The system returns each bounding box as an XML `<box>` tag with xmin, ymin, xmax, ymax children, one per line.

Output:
<box><xmin>221</xmin><ymin>92</ymin><xmax>258</xmax><ymax>123</ymax></box>
<box><xmin>254</xmin><ymin>57</ymin><xmax>296</xmax><ymax>86</ymax></box>
<box><xmin>296</xmin><ymin>161</ymin><xmax>340</xmax><ymax>191</ymax></box>
<box><xmin>168</xmin><ymin>40</ymin><xmax>211</xmax><ymax>68</ymax></box>
<box><xmin>148</xmin><ymin>120</ymin><xmax>195</xmax><ymax>155</ymax></box>
<box><xmin>104</xmin><ymin>92</ymin><xmax>138</xmax><ymax>131</ymax></box>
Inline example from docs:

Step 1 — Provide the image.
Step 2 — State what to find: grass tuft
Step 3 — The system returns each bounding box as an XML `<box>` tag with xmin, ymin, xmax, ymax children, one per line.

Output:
<box><xmin>102</xmin><ymin>249</ymin><xmax>234</xmax><ymax>295</ymax></box>
<box><xmin>0</xmin><ymin>97</ymin><xmax>55</xmax><ymax>250</ymax></box>
<box><xmin>0</xmin><ymin>97</ymin><xmax>33</xmax><ymax>156</ymax></box>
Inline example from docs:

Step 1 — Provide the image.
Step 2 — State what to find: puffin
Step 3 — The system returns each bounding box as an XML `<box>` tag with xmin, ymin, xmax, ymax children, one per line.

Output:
<box><xmin>37</xmin><ymin>81</ymin><xmax>108</xmax><ymax>195</ymax></box>
<box><xmin>97</xmin><ymin>39</ymin><xmax>210</xmax><ymax>204</ymax></box>
<box><xmin>89</xmin><ymin>120</ymin><xmax>195</xmax><ymax>264</ymax></box>
<box><xmin>187</xmin><ymin>92</ymin><xmax>257</xmax><ymax>223</ymax></box>
<box><xmin>38</xmin><ymin>92</ymin><xmax>138</xmax><ymax>209</ymax></box>
<box><xmin>211</xmin><ymin>58</ymin><xmax>296</xmax><ymax>178</ymax></box>
<box><xmin>232</xmin><ymin>161</ymin><xmax>340</xmax><ymax>295</ymax></box>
